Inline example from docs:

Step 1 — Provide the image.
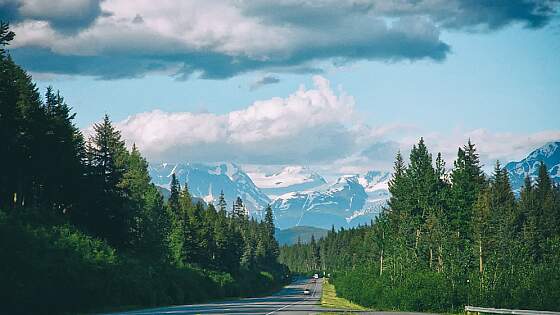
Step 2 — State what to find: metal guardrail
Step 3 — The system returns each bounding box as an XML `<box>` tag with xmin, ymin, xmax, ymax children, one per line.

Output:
<box><xmin>465</xmin><ymin>306</ymin><xmax>560</xmax><ymax>315</ymax></box>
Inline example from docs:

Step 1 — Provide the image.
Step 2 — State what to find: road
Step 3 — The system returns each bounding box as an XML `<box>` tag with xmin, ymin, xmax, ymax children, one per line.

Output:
<box><xmin>104</xmin><ymin>278</ymin><xmax>436</xmax><ymax>315</ymax></box>
<box><xmin>104</xmin><ymin>278</ymin><xmax>342</xmax><ymax>315</ymax></box>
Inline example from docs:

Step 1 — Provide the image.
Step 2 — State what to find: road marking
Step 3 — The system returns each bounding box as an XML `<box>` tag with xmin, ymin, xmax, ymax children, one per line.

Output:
<box><xmin>266</xmin><ymin>280</ymin><xmax>320</xmax><ymax>315</ymax></box>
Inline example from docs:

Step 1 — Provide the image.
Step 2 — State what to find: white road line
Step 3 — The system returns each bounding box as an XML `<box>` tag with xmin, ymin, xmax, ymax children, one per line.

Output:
<box><xmin>266</xmin><ymin>280</ymin><xmax>320</xmax><ymax>315</ymax></box>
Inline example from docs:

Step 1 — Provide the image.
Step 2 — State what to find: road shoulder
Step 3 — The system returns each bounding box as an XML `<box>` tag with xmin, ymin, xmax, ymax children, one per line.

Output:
<box><xmin>320</xmin><ymin>278</ymin><xmax>368</xmax><ymax>311</ymax></box>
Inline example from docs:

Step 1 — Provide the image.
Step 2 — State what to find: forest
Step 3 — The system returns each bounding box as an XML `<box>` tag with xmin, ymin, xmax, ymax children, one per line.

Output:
<box><xmin>0</xmin><ymin>23</ymin><xmax>286</xmax><ymax>315</ymax></box>
<box><xmin>280</xmin><ymin>139</ymin><xmax>560</xmax><ymax>312</ymax></box>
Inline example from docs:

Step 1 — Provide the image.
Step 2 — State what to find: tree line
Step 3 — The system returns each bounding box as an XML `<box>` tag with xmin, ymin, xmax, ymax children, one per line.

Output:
<box><xmin>280</xmin><ymin>138</ymin><xmax>560</xmax><ymax>312</ymax></box>
<box><xmin>0</xmin><ymin>23</ymin><xmax>285</xmax><ymax>315</ymax></box>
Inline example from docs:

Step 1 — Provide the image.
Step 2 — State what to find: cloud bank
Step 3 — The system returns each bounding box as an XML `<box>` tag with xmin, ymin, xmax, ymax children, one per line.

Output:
<box><xmin>5</xmin><ymin>0</ymin><xmax>558</xmax><ymax>79</ymax></box>
<box><xmin>117</xmin><ymin>76</ymin><xmax>358</xmax><ymax>164</ymax></box>
<box><xmin>112</xmin><ymin>75</ymin><xmax>560</xmax><ymax>175</ymax></box>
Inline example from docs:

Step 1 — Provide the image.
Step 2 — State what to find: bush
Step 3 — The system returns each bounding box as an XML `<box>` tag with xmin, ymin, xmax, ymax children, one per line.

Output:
<box><xmin>0</xmin><ymin>211</ymin><xmax>284</xmax><ymax>314</ymax></box>
<box><xmin>333</xmin><ymin>266</ymin><xmax>454</xmax><ymax>312</ymax></box>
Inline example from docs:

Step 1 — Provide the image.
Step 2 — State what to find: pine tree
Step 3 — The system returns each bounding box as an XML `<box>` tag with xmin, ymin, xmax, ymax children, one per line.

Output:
<box><xmin>240</xmin><ymin>238</ymin><xmax>255</xmax><ymax>271</ymax></box>
<box><xmin>519</xmin><ymin>176</ymin><xmax>540</xmax><ymax>260</ymax></box>
<box><xmin>387</xmin><ymin>151</ymin><xmax>409</xmax><ymax>239</ymax></box>
<box><xmin>168</xmin><ymin>173</ymin><xmax>181</xmax><ymax>215</ymax></box>
<box><xmin>84</xmin><ymin>114</ymin><xmax>130</xmax><ymax>248</ymax></box>
<box><xmin>309</xmin><ymin>235</ymin><xmax>320</xmax><ymax>271</ymax></box>
<box><xmin>264</xmin><ymin>205</ymin><xmax>280</xmax><ymax>265</ymax></box>
<box><xmin>535</xmin><ymin>162</ymin><xmax>556</xmax><ymax>240</ymax></box>
<box><xmin>0</xmin><ymin>22</ymin><xmax>15</xmax><ymax>56</ymax></box>
<box><xmin>137</xmin><ymin>185</ymin><xmax>171</xmax><ymax>262</ymax></box>
<box><xmin>166</xmin><ymin>173</ymin><xmax>185</xmax><ymax>265</ymax></box>
<box><xmin>217</xmin><ymin>190</ymin><xmax>227</xmax><ymax>215</ymax></box>
<box><xmin>232</xmin><ymin>197</ymin><xmax>245</xmax><ymax>218</ymax></box>
<box><xmin>450</xmin><ymin>139</ymin><xmax>486</xmax><ymax>239</ymax></box>
<box><xmin>120</xmin><ymin>144</ymin><xmax>152</xmax><ymax>249</ymax></box>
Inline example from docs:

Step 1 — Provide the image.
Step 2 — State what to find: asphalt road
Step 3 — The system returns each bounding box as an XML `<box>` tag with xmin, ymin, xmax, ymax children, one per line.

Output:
<box><xmin>104</xmin><ymin>278</ymin><xmax>343</xmax><ymax>315</ymax></box>
<box><xmin>104</xmin><ymin>278</ymin><xmax>437</xmax><ymax>315</ymax></box>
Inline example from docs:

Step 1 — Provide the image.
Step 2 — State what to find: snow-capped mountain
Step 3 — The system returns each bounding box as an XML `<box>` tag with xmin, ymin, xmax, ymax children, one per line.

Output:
<box><xmin>148</xmin><ymin>162</ymin><xmax>392</xmax><ymax>229</ymax></box>
<box><xmin>358</xmin><ymin>170</ymin><xmax>391</xmax><ymax>224</ymax></box>
<box><xmin>149</xmin><ymin>162</ymin><xmax>270</xmax><ymax>218</ymax></box>
<box><xmin>270</xmin><ymin>171</ymin><xmax>390</xmax><ymax>229</ymax></box>
<box><xmin>505</xmin><ymin>141</ymin><xmax>560</xmax><ymax>194</ymax></box>
<box><xmin>248</xmin><ymin>166</ymin><xmax>327</xmax><ymax>198</ymax></box>
<box><xmin>358</xmin><ymin>170</ymin><xmax>391</xmax><ymax>201</ymax></box>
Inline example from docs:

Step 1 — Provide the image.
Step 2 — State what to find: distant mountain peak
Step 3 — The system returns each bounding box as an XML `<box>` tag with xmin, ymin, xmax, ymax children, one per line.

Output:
<box><xmin>149</xmin><ymin>162</ymin><xmax>269</xmax><ymax>218</ymax></box>
<box><xmin>270</xmin><ymin>169</ymin><xmax>389</xmax><ymax>229</ymax></box>
<box><xmin>505</xmin><ymin>141</ymin><xmax>560</xmax><ymax>193</ymax></box>
<box><xmin>248</xmin><ymin>165</ymin><xmax>327</xmax><ymax>198</ymax></box>
<box><xmin>527</xmin><ymin>141</ymin><xmax>560</xmax><ymax>160</ymax></box>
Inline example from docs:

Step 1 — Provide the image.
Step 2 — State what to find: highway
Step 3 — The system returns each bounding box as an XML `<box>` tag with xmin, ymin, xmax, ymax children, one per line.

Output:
<box><xmin>104</xmin><ymin>278</ymin><xmax>436</xmax><ymax>315</ymax></box>
<box><xmin>104</xmin><ymin>277</ymin><xmax>335</xmax><ymax>315</ymax></box>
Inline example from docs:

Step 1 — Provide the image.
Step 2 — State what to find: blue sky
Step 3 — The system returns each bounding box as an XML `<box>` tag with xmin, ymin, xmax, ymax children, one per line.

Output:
<box><xmin>5</xmin><ymin>0</ymin><xmax>560</xmax><ymax>175</ymax></box>
<box><xmin>30</xmin><ymin>23</ymin><xmax>560</xmax><ymax>134</ymax></box>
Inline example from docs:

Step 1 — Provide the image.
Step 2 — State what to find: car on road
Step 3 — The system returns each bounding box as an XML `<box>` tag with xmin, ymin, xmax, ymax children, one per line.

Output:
<box><xmin>303</xmin><ymin>288</ymin><xmax>311</xmax><ymax>295</ymax></box>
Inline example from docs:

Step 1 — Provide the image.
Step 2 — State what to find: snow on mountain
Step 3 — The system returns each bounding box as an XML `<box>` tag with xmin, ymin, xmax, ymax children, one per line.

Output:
<box><xmin>149</xmin><ymin>162</ymin><xmax>270</xmax><ymax>218</ymax></box>
<box><xmin>269</xmin><ymin>168</ymin><xmax>393</xmax><ymax>229</ymax></box>
<box><xmin>145</xmin><ymin>142</ymin><xmax>559</xmax><ymax>230</ymax></box>
<box><xmin>149</xmin><ymin>162</ymin><xmax>393</xmax><ymax>229</ymax></box>
<box><xmin>248</xmin><ymin>166</ymin><xmax>327</xmax><ymax>198</ymax></box>
<box><xmin>357</xmin><ymin>170</ymin><xmax>391</xmax><ymax>225</ymax></box>
<box><xmin>358</xmin><ymin>170</ymin><xmax>391</xmax><ymax>192</ymax></box>
<box><xmin>505</xmin><ymin>141</ymin><xmax>560</xmax><ymax>194</ymax></box>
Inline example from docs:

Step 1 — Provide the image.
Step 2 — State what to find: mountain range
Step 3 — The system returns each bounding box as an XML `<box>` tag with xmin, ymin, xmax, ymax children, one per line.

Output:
<box><xmin>149</xmin><ymin>141</ymin><xmax>560</xmax><ymax>230</ymax></box>
<box><xmin>149</xmin><ymin>163</ymin><xmax>270</xmax><ymax>218</ymax></box>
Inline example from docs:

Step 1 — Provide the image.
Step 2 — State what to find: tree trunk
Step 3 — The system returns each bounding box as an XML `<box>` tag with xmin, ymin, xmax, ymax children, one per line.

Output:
<box><xmin>437</xmin><ymin>244</ymin><xmax>443</xmax><ymax>273</ymax></box>
<box><xmin>380</xmin><ymin>247</ymin><xmax>384</xmax><ymax>276</ymax></box>
<box><xmin>479</xmin><ymin>239</ymin><xmax>483</xmax><ymax>274</ymax></box>
<box><xmin>429</xmin><ymin>247</ymin><xmax>433</xmax><ymax>269</ymax></box>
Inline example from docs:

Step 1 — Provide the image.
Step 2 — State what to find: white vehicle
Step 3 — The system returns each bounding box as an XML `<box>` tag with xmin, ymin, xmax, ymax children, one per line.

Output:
<box><xmin>313</xmin><ymin>273</ymin><xmax>319</xmax><ymax>279</ymax></box>
<box><xmin>303</xmin><ymin>288</ymin><xmax>311</xmax><ymax>295</ymax></box>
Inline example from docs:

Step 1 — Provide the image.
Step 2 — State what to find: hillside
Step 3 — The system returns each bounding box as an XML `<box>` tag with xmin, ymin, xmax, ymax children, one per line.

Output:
<box><xmin>275</xmin><ymin>226</ymin><xmax>329</xmax><ymax>245</ymax></box>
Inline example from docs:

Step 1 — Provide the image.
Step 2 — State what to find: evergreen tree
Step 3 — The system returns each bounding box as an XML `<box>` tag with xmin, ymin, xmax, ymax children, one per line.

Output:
<box><xmin>168</xmin><ymin>174</ymin><xmax>181</xmax><ymax>215</ymax></box>
<box><xmin>166</xmin><ymin>173</ymin><xmax>184</xmax><ymax>265</ymax></box>
<box><xmin>450</xmin><ymin>139</ymin><xmax>486</xmax><ymax>239</ymax></box>
<box><xmin>264</xmin><ymin>205</ymin><xmax>280</xmax><ymax>265</ymax></box>
<box><xmin>120</xmin><ymin>144</ymin><xmax>152</xmax><ymax>249</ymax></box>
<box><xmin>217</xmin><ymin>190</ymin><xmax>227</xmax><ymax>215</ymax></box>
<box><xmin>232</xmin><ymin>197</ymin><xmax>245</xmax><ymax>218</ymax></box>
<box><xmin>84</xmin><ymin>115</ymin><xmax>130</xmax><ymax>248</ymax></box>
<box><xmin>0</xmin><ymin>22</ymin><xmax>14</xmax><ymax>55</ymax></box>
<box><xmin>535</xmin><ymin>162</ymin><xmax>556</xmax><ymax>240</ymax></box>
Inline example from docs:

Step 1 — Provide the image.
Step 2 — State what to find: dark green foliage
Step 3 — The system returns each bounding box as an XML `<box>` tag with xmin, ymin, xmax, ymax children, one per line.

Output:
<box><xmin>0</xmin><ymin>23</ymin><xmax>288</xmax><ymax>315</ymax></box>
<box><xmin>280</xmin><ymin>138</ymin><xmax>560</xmax><ymax>312</ymax></box>
<box><xmin>0</xmin><ymin>211</ymin><xmax>286</xmax><ymax>315</ymax></box>
<box><xmin>0</xmin><ymin>22</ymin><xmax>15</xmax><ymax>55</ymax></box>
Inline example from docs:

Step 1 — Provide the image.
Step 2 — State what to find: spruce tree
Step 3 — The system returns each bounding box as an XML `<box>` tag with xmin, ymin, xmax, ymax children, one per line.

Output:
<box><xmin>264</xmin><ymin>205</ymin><xmax>280</xmax><ymax>265</ymax></box>
<box><xmin>450</xmin><ymin>140</ymin><xmax>486</xmax><ymax>239</ymax></box>
<box><xmin>84</xmin><ymin>114</ymin><xmax>130</xmax><ymax>248</ymax></box>
<box><xmin>0</xmin><ymin>22</ymin><xmax>14</xmax><ymax>55</ymax></box>
<box><xmin>233</xmin><ymin>197</ymin><xmax>245</xmax><ymax>218</ymax></box>
<box><xmin>217</xmin><ymin>190</ymin><xmax>227</xmax><ymax>215</ymax></box>
<box><xmin>166</xmin><ymin>173</ymin><xmax>185</xmax><ymax>265</ymax></box>
<box><xmin>520</xmin><ymin>176</ymin><xmax>540</xmax><ymax>260</ymax></box>
<box><xmin>535</xmin><ymin>162</ymin><xmax>556</xmax><ymax>239</ymax></box>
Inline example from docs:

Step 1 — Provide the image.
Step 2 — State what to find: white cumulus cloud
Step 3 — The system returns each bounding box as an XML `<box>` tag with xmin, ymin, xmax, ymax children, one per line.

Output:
<box><xmin>116</xmin><ymin>76</ymin><xmax>359</xmax><ymax>164</ymax></box>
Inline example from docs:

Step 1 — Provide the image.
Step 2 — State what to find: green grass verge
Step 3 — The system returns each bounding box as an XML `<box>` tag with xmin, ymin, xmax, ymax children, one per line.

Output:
<box><xmin>321</xmin><ymin>279</ymin><xmax>368</xmax><ymax>311</ymax></box>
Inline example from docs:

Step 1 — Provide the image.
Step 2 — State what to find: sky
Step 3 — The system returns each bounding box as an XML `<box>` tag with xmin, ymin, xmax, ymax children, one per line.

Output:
<box><xmin>3</xmin><ymin>0</ymin><xmax>560</xmax><ymax>177</ymax></box>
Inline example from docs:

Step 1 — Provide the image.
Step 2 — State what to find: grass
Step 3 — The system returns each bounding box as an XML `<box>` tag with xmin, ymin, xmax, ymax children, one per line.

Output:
<box><xmin>321</xmin><ymin>278</ymin><xmax>368</xmax><ymax>311</ymax></box>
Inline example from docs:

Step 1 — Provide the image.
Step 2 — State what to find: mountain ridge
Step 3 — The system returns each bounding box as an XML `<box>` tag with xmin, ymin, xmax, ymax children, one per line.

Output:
<box><xmin>505</xmin><ymin>141</ymin><xmax>560</xmax><ymax>193</ymax></box>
